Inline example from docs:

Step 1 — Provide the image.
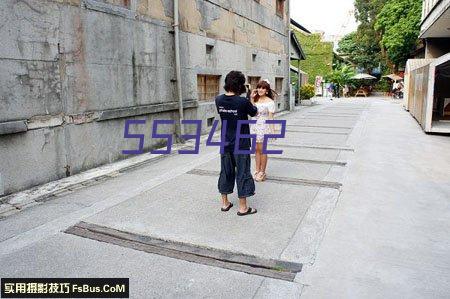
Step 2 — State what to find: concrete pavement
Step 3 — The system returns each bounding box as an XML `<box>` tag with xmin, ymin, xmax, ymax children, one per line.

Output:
<box><xmin>1</xmin><ymin>98</ymin><xmax>449</xmax><ymax>298</ymax></box>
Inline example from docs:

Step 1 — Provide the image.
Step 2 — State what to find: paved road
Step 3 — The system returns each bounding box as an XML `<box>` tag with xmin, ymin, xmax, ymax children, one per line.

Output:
<box><xmin>1</xmin><ymin>98</ymin><xmax>449</xmax><ymax>298</ymax></box>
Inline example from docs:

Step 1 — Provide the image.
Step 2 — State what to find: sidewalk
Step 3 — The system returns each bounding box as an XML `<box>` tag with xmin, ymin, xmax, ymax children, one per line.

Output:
<box><xmin>299</xmin><ymin>99</ymin><xmax>450</xmax><ymax>298</ymax></box>
<box><xmin>1</xmin><ymin>98</ymin><xmax>449</xmax><ymax>298</ymax></box>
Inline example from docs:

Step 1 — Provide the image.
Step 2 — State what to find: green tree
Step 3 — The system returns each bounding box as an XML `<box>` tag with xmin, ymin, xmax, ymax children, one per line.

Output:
<box><xmin>293</xmin><ymin>30</ymin><xmax>334</xmax><ymax>84</ymax></box>
<box><xmin>375</xmin><ymin>0</ymin><xmax>422</xmax><ymax>70</ymax></box>
<box><xmin>325</xmin><ymin>65</ymin><xmax>356</xmax><ymax>97</ymax></box>
<box><xmin>345</xmin><ymin>0</ymin><xmax>388</xmax><ymax>72</ymax></box>
<box><xmin>337</xmin><ymin>31</ymin><xmax>382</xmax><ymax>71</ymax></box>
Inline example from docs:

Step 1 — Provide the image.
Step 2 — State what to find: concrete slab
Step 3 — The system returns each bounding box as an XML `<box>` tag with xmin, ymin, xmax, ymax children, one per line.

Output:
<box><xmin>283</xmin><ymin>131</ymin><xmax>349</xmax><ymax>146</ymax></box>
<box><xmin>287</xmin><ymin>119</ymin><xmax>358</xmax><ymax>128</ymax></box>
<box><xmin>287</xmin><ymin>126</ymin><xmax>352</xmax><ymax>134</ymax></box>
<box><xmin>270</xmin><ymin>146</ymin><xmax>343</xmax><ymax>161</ymax></box>
<box><xmin>195</xmin><ymin>157</ymin><xmax>343</xmax><ymax>183</ymax></box>
<box><xmin>0</xmin><ymin>200</ymin><xmax>91</xmax><ymax>242</ymax></box>
<box><xmin>86</xmin><ymin>174</ymin><xmax>319</xmax><ymax>260</ymax></box>
<box><xmin>0</xmin><ymin>233</ymin><xmax>300</xmax><ymax>298</ymax></box>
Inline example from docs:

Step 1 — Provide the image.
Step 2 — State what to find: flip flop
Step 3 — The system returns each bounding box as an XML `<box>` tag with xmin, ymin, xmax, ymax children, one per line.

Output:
<box><xmin>221</xmin><ymin>203</ymin><xmax>233</xmax><ymax>212</ymax></box>
<box><xmin>237</xmin><ymin>207</ymin><xmax>257</xmax><ymax>216</ymax></box>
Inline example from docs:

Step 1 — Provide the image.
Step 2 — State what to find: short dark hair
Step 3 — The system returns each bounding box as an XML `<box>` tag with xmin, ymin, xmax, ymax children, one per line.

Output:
<box><xmin>224</xmin><ymin>71</ymin><xmax>247</xmax><ymax>95</ymax></box>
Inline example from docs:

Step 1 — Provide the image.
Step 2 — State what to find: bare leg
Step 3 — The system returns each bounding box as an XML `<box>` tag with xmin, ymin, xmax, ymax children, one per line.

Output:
<box><xmin>261</xmin><ymin>153</ymin><xmax>268</xmax><ymax>173</ymax></box>
<box><xmin>255</xmin><ymin>143</ymin><xmax>262</xmax><ymax>173</ymax></box>
<box><xmin>238</xmin><ymin>197</ymin><xmax>248</xmax><ymax>213</ymax></box>
<box><xmin>221</xmin><ymin>194</ymin><xmax>231</xmax><ymax>209</ymax></box>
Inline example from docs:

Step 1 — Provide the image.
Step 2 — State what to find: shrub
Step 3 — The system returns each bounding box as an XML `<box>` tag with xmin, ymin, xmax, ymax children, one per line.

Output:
<box><xmin>300</xmin><ymin>84</ymin><xmax>315</xmax><ymax>100</ymax></box>
<box><xmin>373</xmin><ymin>80</ymin><xmax>391</xmax><ymax>92</ymax></box>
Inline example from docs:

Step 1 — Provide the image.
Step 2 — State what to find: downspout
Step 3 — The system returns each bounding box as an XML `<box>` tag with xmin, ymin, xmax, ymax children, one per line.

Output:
<box><xmin>173</xmin><ymin>0</ymin><xmax>185</xmax><ymax>139</ymax></box>
<box><xmin>287</xmin><ymin>3</ymin><xmax>293</xmax><ymax>111</ymax></box>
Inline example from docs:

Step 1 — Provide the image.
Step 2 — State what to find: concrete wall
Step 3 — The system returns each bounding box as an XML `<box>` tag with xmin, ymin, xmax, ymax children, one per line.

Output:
<box><xmin>0</xmin><ymin>0</ymin><xmax>289</xmax><ymax>196</ymax></box>
<box><xmin>425</xmin><ymin>38</ymin><xmax>450</xmax><ymax>58</ymax></box>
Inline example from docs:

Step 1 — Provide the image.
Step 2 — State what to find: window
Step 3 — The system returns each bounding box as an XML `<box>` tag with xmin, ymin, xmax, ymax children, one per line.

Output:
<box><xmin>102</xmin><ymin>0</ymin><xmax>130</xmax><ymax>8</ymax></box>
<box><xmin>206</xmin><ymin>44</ymin><xmax>214</xmax><ymax>55</ymax></box>
<box><xmin>276</xmin><ymin>0</ymin><xmax>285</xmax><ymax>18</ymax></box>
<box><xmin>197</xmin><ymin>75</ymin><xmax>220</xmax><ymax>101</ymax></box>
<box><xmin>207</xmin><ymin>117</ymin><xmax>215</xmax><ymax>127</ymax></box>
<box><xmin>278</xmin><ymin>59</ymin><xmax>282</xmax><ymax>66</ymax></box>
<box><xmin>247</xmin><ymin>76</ymin><xmax>261</xmax><ymax>90</ymax></box>
<box><xmin>275</xmin><ymin>77</ymin><xmax>283</xmax><ymax>95</ymax></box>
<box><xmin>252</xmin><ymin>54</ymin><xmax>257</xmax><ymax>62</ymax></box>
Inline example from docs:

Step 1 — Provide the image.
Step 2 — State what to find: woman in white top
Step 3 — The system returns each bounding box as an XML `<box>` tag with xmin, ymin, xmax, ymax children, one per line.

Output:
<box><xmin>250</xmin><ymin>80</ymin><xmax>276</xmax><ymax>182</ymax></box>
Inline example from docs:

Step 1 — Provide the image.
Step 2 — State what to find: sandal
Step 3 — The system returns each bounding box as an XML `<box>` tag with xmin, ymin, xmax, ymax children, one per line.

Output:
<box><xmin>255</xmin><ymin>172</ymin><xmax>266</xmax><ymax>182</ymax></box>
<box><xmin>253</xmin><ymin>171</ymin><xmax>260</xmax><ymax>180</ymax></box>
<box><xmin>221</xmin><ymin>203</ymin><xmax>233</xmax><ymax>212</ymax></box>
<box><xmin>259</xmin><ymin>172</ymin><xmax>267</xmax><ymax>181</ymax></box>
<box><xmin>237</xmin><ymin>207</ymin><xmax>257</xmax><ymax>216</ymax></box>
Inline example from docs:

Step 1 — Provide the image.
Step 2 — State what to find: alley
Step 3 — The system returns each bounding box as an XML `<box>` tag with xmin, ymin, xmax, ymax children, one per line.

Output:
<box><xmin>1</xmin><ymin>98</ymin><xmax>450</xmax><ymax>298</ymax></box>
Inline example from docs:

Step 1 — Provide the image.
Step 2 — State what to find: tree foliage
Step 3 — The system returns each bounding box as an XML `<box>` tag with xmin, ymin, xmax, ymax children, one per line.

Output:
<box><xmin>338</xmin><ymin>0</ymin><xmax>422</xmax><ymax>72</ymax></box>
<box><xmin>336</xmin><ymin>0</ymin><xmax>388</xmax><ymax>72</ymax></box>
<box><xmin>325</xmin><ymin>65</ymin><xmax>356</xmax><ymax>88</ymax></box>
<box><xmin>355</xmin><ymin>0</ymin><xmax>387</xmax><ymax>24</ymax></box>
<box><xmin>293</xmin><ymin>31</ymin><xmax>334</xmax><ymax>84</ymax></box>
<box><xmin>337</xmin><ymin>30</ymin><xmax>381</xmax><ymax>71</ymax></box>
<box><xmin>374</xmin><ymin>0</ymin><xmax>422</xmax><ymax>69</ymax></box>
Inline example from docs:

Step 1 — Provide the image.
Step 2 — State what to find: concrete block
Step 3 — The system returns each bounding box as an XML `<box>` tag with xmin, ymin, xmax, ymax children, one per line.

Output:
<box><xmin>82</xmin><ymin>0</ymin><xmax>135</xmax><ymax>19</ymax></box>
<box><xmin>0</xmin><ymin>120</ymin><xmax>28</xmax><ymax>135</ymax></box>
<box><xmin>65</xmin><ymin>110</ymin><xmax>177</xmax><ymax>174</ymax></box>
<box><xmin>27</xmin><ymin>115</ymin><xmax>64</xmax><ymax>130</ymax></box>
<box><xmin>0</xmin><ymin>127</ymin><xmax>66</xmax><ymax>195</ymax></box>
<box><xmin>97</xmin><ymin>100</ymin><xmax>197</xmax><ymax>121</ymax></box>
<box><xmin>0</xmin><ymin>60</ymin><xmax>62</xmax><ymax>122</ymax></box>
<box><xmin>0</xmin><ymin>203</ymin><xmax>19</xmax><ymax>218</ymax></box>
<box><xmin>63</xmin><ymin>62</ymin><xmax>134</xmax><ymax>114</ymax></box>
<box><xmin>0</xmin><ymin>0</ymin><xmax>60</xmax><ymax>61</ymax></box>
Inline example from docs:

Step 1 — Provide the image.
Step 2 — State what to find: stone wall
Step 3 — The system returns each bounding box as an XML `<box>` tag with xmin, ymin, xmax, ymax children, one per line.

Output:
<box><xmin>0</xmin><ymin>0</ymin><xmax>289</xmax><ymax>196</ymax></box>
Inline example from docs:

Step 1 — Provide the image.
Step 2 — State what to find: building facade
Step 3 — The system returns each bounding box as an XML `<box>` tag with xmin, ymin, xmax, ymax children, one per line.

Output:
<box><xmin>420</xmin><ymin>0</ymin><xmax>450</xmax><ymax>58</ymax></box>
<box><xmin>0</xmin><ymin>0</ymin><xmax>290</xmax><ymax>196</ymax></box>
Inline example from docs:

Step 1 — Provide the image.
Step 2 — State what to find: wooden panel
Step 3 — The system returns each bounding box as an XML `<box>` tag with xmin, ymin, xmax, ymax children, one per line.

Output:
<box><xmin>409</xmin><ymin>64</ymin><xmax>430</xmax><ymax>128</ymax></box>
<box><xmin>198</xmin><ymin>75</ymin><xmax>220</xmax><ymax>101</ymax></box>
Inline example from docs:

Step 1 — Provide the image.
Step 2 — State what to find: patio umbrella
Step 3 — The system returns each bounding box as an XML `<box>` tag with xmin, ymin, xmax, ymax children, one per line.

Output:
<box><xmin>383</xmin><ymin>74</ymin><xmax>403</xmax><ymax>82</ymax></box>
<box><xmin>351</xmin><ymin>73</ymin><xmax>377</xmax><ymax>80</ymax></box>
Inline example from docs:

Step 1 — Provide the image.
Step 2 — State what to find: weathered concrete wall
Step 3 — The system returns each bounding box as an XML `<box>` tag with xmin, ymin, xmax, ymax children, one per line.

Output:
<box><xmin>0</xmin><ymin>0</ymin><xmax>289</xmax><ymax>196</ymax></box>
<box><xmin>425</xmin><ymin>38</ymin><xmax>450</xmax><ymax>59</ymax></box>
<box><xmin>179</xmin><ymin>0</ymin><xmax>290</xmax><ymax>131</ymax></box>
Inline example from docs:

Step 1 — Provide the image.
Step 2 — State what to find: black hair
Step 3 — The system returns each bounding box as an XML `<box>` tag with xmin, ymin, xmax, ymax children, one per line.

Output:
<box><xmin>224</xmin><ymin>71</ymin><xmax>247</xmax><ymax>95</ymax></box>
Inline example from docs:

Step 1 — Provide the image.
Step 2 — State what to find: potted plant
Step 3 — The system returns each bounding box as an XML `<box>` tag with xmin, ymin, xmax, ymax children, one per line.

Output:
<box><xmin>299</xmin><ymin>84</ymin><xmax>315</xmax><ymax>106</ymax></box>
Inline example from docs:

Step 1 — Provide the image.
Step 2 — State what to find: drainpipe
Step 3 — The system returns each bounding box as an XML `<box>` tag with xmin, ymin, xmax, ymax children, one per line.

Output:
<box><xmin>174</xmin><ymin>0</ymin><xmax>185</xmax><ymax>139</ymax></box>
<box><xmin>287</xmin><ymin>4</ymin><xmax>293</xmax><ymax>111</ymax></box>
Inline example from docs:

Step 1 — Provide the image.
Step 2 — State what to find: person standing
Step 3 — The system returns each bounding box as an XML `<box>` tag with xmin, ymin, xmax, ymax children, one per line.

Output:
<box><xmin>250</xmin><ymin>80</ymin><xmax>276</xmax><ymax>182</ymax></box>
<box><xmin>215</xmin><ymin>71</ymin><xmax>258</xmax><ymax>216</ymax></box>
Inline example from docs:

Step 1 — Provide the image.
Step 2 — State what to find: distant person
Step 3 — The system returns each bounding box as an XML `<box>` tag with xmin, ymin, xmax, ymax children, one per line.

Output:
<box><xmin>343</xmin><ymin>84</ymin><xmax>349</xmax><ymax>97</ymax></box>
<box><xmin>392</xmin><ymin>81</ymin><xmax>399</xmax><ymax>93</ymax></box>
<box><xmin>334</xmin><ymin>84</ymin><xmax>340</xmax><ymax>98</ymax></box>
<box><xmin>215</xmin><ymin>71</ymin><xmax>258</xmax><ymax>216</ymax></box>
<box><xmin>328</xmin><ymin>83</ymin><xmax>334</xmax><ymax>100</ymax></box>
<box><xmin>249</xmin><ymin>80</ymin><xmax>276</xmax><ymax>182</ymax></box>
